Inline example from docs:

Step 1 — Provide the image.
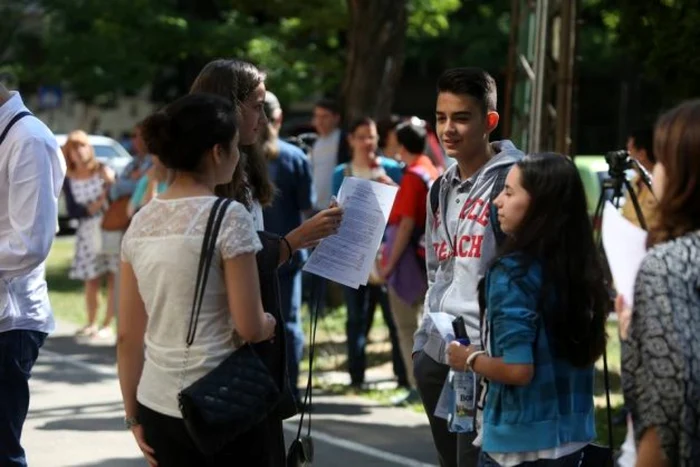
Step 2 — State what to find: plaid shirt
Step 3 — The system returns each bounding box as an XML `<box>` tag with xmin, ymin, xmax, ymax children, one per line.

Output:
<box><xmin>480</xmin><ymin>255</ymin><xmax>596</xmax><ymax>453</ymax></box>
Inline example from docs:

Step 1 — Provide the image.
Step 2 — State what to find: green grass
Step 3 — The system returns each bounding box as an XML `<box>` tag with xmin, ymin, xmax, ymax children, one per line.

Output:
<box><xmin>45</xmin><ymin>238</ymin><xmax>628</xmax><ymax>447</ymax></box>
<box><xmin>46</xmin><ymin>237</ymin><xmax>92</xmax><ymax>326</ymax></box>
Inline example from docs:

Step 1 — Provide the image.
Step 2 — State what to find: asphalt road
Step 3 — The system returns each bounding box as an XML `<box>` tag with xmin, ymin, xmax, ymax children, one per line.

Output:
<box><xmin>23</xmin><ymin>322</ymin><xmax>439</xmax><ymax>467</ymax></box>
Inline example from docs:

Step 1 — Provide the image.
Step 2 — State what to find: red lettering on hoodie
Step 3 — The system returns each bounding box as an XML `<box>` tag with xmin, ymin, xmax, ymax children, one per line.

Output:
<box><xmin>435</xmin><ymin>235</ymin><xmax>484</xmax><ymax>262</ymax></box>
<box><xmin>475</xmin><ymin>203</ymin><xmax>490</xmax><ymax>227</ymax></box>
<box><xmin>467</xmin><ymin>234</ymin><xmax>483</xmax><ymax>258</ymax></box>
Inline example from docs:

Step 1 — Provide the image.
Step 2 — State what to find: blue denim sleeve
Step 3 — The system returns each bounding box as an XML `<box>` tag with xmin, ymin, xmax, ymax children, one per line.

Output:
<box><xmin>489</xmin><ymin>261</ymin><xmax>540</xmax><ymax>364</ymax></box>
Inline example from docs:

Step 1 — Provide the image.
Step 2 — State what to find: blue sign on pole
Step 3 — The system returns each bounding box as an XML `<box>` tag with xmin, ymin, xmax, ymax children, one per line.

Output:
<box><xmin>38</xmin><ymin>85</ymin><xmax>63</xmax><ymax>109</ymax></box>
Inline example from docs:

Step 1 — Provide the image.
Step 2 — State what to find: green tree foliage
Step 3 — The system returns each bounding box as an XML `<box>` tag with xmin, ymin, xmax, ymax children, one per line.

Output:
<box><xmin>615</xmin><ymin>0</ymin><xmax>700</xmax><ymax>102</ymax></box>
<box><xmin>11</xmin><ymin>0</ymin><xmax>459</xmax><ymax>112</ymax></box>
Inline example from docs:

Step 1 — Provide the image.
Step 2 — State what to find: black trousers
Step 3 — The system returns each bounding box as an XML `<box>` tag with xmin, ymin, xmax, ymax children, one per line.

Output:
<box><xmin>139</xmin><ymin>403</ymin><xmax>286</xmax><ymax>467</ymax></box>
<box><xmin>414</xmin><ymin>350</ymin><xmax>480</xmax><ymax>467</ymax></box>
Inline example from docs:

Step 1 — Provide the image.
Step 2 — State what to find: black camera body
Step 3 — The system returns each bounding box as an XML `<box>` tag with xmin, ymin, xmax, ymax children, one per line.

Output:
<box><xmin>604</xmin><ymin>149</ymin><xmax>633</xmax><ymax>179</ymax></box>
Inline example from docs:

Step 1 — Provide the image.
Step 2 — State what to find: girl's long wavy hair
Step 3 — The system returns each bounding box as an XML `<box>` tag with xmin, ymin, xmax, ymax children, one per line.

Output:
<box><xmin>647</xmin><ymin>99</ymin><xmax>700</xmax><ymax>247</ymax></box>
<box><xmin>190</xmin><ymin>59</ymin><xmax>274</xmax><ymax>208</ymax></box>
<box><xmin>490</xmin><ymin>153</ymin><xmax>609</xmax><ymax>367</ymax></box>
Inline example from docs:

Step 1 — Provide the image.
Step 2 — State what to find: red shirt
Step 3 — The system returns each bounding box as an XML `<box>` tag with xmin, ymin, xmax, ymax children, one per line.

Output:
<box><xmin>388</xmin><ymin>155</ymin><xmax>440</xmax><ymax>227</ymax></box>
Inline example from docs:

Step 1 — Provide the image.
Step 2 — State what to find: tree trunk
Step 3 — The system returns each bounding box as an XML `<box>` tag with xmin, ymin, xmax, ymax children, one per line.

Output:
<box><xmin>342</xmin><ymin>0</ymin><xmax>407</xmax><ymax>124</ymax></box>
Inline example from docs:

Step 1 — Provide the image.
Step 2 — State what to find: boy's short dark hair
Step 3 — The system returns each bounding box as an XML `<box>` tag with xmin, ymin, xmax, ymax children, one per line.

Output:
<box><xmin>629</xmin><ymin>127</ymin><xmax>655</xmax><ymax>164</ymax></box>
<box><xmin>315</xmin><ymin>98</ymin><xmax>340</xmax><ymax>115</ymax></box>
<box><xmin>437</xmin><ymin>67</ymin><xmax>497</xmax><ymax>115</ymax></box>
<box><xmin>395</xmin><ymin>121</ymin><xmax>427</xmax><ymax>155</ymax></box>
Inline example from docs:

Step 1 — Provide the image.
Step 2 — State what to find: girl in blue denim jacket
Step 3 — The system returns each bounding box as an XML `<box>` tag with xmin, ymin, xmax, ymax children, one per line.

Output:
<box><xmin>446</xmin><ymin>153</ymin><xmax>609</xmax><ymax>466</ymax></box>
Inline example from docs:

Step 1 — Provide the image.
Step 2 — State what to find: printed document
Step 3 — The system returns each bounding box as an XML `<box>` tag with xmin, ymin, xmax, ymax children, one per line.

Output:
<box><xmin>303</xmin><ymin>177</ymin><xmax>398</xmax><ymax>288</ymax></box>
<box><xmin>602</xmin><ymin>201</ymin><xmax>648</xmax><ymax>305</ymax></box>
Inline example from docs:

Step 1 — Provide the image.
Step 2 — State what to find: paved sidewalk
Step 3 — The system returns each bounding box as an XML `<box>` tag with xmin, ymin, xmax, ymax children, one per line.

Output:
<box><xmin>22</xmin><ymin>322</ymin><xmax>438</xmax><ymax>467</ymax></box>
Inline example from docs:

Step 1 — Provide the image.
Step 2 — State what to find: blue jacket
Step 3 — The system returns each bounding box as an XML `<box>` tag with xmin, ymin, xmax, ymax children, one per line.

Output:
<box><xmin>331</xmin><ymin>156</ymin><xmax>403</xmax><ymax>196</ymax></box>
<box><xmin>263</xmin><ymin>139</ymin><xmax>316</xmax><ymax>274</ymax></box>
<box><xmin>481</xmin><ymin>255</ymin><xmax>596</xmax><ymax>453</ymax></box>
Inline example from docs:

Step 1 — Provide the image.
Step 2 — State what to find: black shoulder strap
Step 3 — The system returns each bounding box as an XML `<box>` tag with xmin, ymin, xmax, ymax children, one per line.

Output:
<box><xmin>429</xmin><ymin>174</ymin><xmax>443</xmax><ymax>216</ymax></box>
<box><xmin>186</xmin><ymin>198</ymin><xmax>233</xmax><ymax>346</ymax></box>
<box><xmin>0</xmin><ymin>111</ymin><xmax>32</xmax><ymax>147</ymax></box>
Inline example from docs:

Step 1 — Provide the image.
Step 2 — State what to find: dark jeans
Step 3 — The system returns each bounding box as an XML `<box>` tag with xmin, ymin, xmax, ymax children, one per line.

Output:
<box><xmin>139</xmin><ymin>403</ymin><xmax>285</xmax><ymax>466</ymax></box>
<box><xmin>478</xmin><ymin>449</ymin><xmax>585</xmax><ymax>466</ymax></box>
<box><xmin>414</xmin><ymin>350</ymin><xmax>480</xmax><ymax>467</ymax></box>
<box><xmin>343</xmin><ymin>284</ymin><xmax>407</xmax><ymax>386</ymax></box>
<box><xmin>279</xmin><ymin>271</ymin><xmax>304</xmax><ymax>400</ymax></box>
<box><xmin>0</xmin><ymin>330</ymin><xmax>47</xmax><ymax>467</ymax></box>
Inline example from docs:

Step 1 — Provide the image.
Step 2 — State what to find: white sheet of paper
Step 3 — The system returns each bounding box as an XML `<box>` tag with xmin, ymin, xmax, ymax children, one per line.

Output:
<box><xmin>602</xmin><ymin>202</ymin><xmax>648</xmax><ymax>305</ymax></box>
<box><xmin>429</xmin><ymin>312</ymin><xmax>458</xmax><ymax>342</ymax></box>
<box><xmin>303</xmin><ymin>177</ymin><xmax>398</xmax><ymax>289</ymax></box>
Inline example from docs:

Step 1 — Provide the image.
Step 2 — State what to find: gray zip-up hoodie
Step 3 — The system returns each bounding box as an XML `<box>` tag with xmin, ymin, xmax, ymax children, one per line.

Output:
<box><xmin>413</xmin><ymin>140</ymin><xmax>524</xmax><ymax>364</ymax></box>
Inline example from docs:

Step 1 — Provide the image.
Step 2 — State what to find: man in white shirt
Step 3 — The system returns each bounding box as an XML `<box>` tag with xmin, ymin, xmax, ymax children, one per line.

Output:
<box><xmin>0</xmin><ymin>82</ymin><xmax>66</xmax><ymax>466</ymax></box>
<box><xmin>309</xmin><ymin>99</ymin><xmax>349</xmax><ymax>211</ymax></box>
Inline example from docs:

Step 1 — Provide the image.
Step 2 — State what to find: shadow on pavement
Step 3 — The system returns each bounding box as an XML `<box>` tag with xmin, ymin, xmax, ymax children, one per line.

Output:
<box><xmin>73</xmin><ymin>459</ymin><xmax>144</xmax><ymax>467</ymax></box>
<box><xmin>37</xmin><ymin>415</ymin><xmax>125</xmax><ymax>432</ymax></box>
<box><xmin>28</xmin><ymin>401</ymin><xmax>124</xmax><ymax>421</ymax></box>
<box><xmin>44</xmin><ymin>335</ymin><xmax>117</xmax><ymax>366</ymax></box>
<box><xmin>32</xmin><ymin>357</ymin><xmax>115</xmax><ymax>385</ymax></box>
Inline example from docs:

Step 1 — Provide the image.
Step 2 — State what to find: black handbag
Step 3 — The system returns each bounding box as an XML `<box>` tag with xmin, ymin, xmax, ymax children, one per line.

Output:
<box><xmin>178</xmin><ymin>198</ymin><xmax>281</xmax><ymax>455</ymax></box>
<box><xmin>286</xmin><ymin>275</ymin><xmax>325</xmax><ymax>466</ymax></box>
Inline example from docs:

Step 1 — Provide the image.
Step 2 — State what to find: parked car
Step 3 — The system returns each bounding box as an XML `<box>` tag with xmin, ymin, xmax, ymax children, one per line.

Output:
<box><xmin>55</xmin><ymin>134</ymin><xmax>132</xmax><ymax>233</ymax></box>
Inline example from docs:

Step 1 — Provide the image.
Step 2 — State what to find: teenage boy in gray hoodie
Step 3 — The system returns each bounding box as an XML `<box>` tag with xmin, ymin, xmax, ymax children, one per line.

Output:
<box><xmin>412</xmin><ymin>68</ymin><xmax>524</xmax><ymax>467</ymax></box>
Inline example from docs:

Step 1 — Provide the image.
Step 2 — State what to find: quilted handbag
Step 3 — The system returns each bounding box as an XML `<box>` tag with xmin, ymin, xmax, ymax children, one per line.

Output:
<box><xmin>177</xmin><ymin>198</ymin><xmax>281</xmax><ymax>455</ymax></box>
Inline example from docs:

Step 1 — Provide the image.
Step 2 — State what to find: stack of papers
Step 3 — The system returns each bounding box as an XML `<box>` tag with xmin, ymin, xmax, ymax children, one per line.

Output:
<box><xmin>303</xmin><ymin>177</ymin><xmax>398</xmax><ymax>289</ymax></box>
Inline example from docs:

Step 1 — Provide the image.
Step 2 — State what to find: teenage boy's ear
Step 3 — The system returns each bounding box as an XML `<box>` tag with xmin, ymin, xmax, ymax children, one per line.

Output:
<box><xmin>486</xmin><ymin>111</ymin><xmax>500</xmax><ymax>134</ymax></box>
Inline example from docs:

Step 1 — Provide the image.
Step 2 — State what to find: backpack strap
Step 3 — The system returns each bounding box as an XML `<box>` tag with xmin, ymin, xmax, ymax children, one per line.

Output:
<box><xmin>429</xmin><ymin>169</ymin><xmax>508</xmax><ymax>247</ymax></box>
<box><xmin>429</xmin><ymin>174</ymin><xmax>443</xmax><ymax>217</ymax></box>
<box><xmin>0</xmin><ymin>111</ymin><xmax>32</xmax><ymax>147</ymax></box>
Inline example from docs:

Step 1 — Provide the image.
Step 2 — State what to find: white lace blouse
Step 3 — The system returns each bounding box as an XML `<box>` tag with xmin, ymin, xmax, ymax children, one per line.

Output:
<box><xmin>121</xmin><ymin>196</ymin><xmax>262</xmax><ymax>417</ymax></box>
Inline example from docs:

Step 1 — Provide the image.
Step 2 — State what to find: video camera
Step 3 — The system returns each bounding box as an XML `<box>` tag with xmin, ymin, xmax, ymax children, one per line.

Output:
<box><xmin>604</xmin><ymin>149</ymin><xmax>634</xmax><ymax>179</ymax></box>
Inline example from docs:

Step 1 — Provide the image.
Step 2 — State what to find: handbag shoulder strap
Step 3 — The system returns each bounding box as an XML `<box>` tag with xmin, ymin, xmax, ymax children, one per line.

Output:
<box><xmin>185</xmin><ymin>197</ymin><xmax>232</xmax><ymax>346</ymax></box>
<box><xmin>295</xmin><ymin>274</ymin><xmax>325</xmax><ymax>439</ymax></box>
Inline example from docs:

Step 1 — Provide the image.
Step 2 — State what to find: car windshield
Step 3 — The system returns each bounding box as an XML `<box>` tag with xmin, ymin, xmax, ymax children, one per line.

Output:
<box><xmin>93</xmin><ymin>145</ymin><xmax>119</xmax><ymax>160</ymax></box>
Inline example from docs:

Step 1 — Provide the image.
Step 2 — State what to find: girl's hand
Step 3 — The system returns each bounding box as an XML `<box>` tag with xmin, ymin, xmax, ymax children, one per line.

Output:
<box><xmin>615</xmin><ymin>294</ymin><xmax>632</xmax><ymax>340</ymax></box>
<box><xmin>131</xmin><ymin>424</ymin><xmax>157</xmax><ymax>466</ymax></box>
<box><xmin>288</xmin><ymin>207</ymin><xmax>344</xmax><ymax>250</ymax></box>
<box><xmin>446</xmin><ymin>341</ymin><xmax>474</xmax><ymax>371</ymax></box>
<box><xmin>263</xmin><ymin>313</ymin><xmax>277</xmax><ymax>341</ymax></box>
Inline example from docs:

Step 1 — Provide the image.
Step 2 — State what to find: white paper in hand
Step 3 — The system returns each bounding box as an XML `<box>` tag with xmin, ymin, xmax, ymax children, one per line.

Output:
<box><xmin>602</xmin><ymin>202</ymin><xmax>648</xmax><ymax>305</ymax></box>
<box><xmin>303</xmin><ymin>177</ymin><xmax>397</xmax><ymax>288</ymax></box>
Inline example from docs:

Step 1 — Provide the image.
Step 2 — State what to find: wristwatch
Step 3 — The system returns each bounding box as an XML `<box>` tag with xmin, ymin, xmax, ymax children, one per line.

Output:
<box><xmin>124</xmin><ymin>416</ymin><xmax>140</xmax><ymax>429</ymax></box>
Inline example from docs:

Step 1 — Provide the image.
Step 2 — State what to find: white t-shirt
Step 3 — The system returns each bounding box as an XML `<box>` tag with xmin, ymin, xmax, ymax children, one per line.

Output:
<box><xmin>121</xmin><ymin>196</ymin><xmax>262</xmax><ymax>417</ymax></box>
<box><xmin>310</xmin><ymin>129</ymin><xmax>341</xmax><ymax>210</ymax></box>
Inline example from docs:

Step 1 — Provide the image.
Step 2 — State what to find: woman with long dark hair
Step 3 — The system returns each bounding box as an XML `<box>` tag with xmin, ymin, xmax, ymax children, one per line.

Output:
<box><xmin>190</xmin><ymin>59</ymin><xmax>342</xmax><ymax>250</ymax></box>
<box><xmin>618</xmin><ymin>100</ymin><xmax>700</xmax><ymax>467</ymax></box>
<box><xmin>447</xmin><ymin>153</ymin><xmax>609</xmax><ymax>466</ymax></box>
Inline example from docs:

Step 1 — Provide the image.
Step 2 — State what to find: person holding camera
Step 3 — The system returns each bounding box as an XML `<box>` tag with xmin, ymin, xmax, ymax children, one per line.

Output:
<box><xmin>621</xmin><ymin>128</ymin><xmax>657</xmax><ymax>229</ymax></box>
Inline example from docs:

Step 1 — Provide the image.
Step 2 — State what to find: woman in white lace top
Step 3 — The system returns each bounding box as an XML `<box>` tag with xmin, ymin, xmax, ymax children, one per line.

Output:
<box><xmin>116</xmin><ymin>93</ymin><xmax>278</xmax><ymax>466</ymax></box>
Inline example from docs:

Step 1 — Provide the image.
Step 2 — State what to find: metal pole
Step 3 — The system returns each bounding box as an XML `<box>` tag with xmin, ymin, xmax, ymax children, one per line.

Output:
<box><xmin>555</xmin><ymin>0</ymin><xmax>576</xmax><ymax>155</ymax></box>
<box><xmin>529</xmin><ymin>0</ymin><xmax>549</xmax><ymax>153</ymax></box>
<box><xmin>503</xmin><ymin>0</ymin><xmax>521</xmax><ymax>140</ymax></box>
